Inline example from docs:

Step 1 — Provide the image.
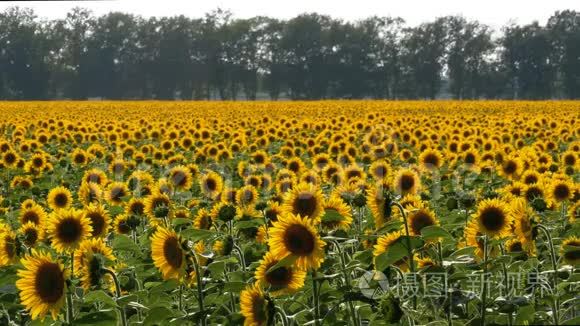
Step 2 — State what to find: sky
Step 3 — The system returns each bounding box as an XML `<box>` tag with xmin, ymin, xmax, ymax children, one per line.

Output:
<box><xmin>1</xmin><ymin>0</ymin><xmax>579</xmax><ymax>28</ymax></box>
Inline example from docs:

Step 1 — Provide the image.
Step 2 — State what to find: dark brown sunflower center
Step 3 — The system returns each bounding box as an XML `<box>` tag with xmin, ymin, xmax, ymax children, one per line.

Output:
<box><xmin>251</xmin><ymin>296</ymin><xmax>267</xmax><ymax>323</ymax></box>
<box><xmin>33</xmin><ymin>157</ymin><xmax>44</xmax><ymax>167</ymax></box>
<box><xmin>465</xmin><ymin>153</ymin><xmax>475</xmax><ymax>164</ymax></box>
<box><xmin>399</xmin><ymin>174</ymin><xmax>415</xmax><ymax>192</ymax></box>
<box><xmin>22</xmin><ymin>211</ymin><xmax>40</xmax><ymax>224</ymax></box>
<box><xmin>87</xmin><ymin>212</ymin><xmax>105</xmax><ymax>236</ymax></box>
<box><xmin>524</xmin><ymin>175</ymin><xmax>538</xmax><ymax>184</ymax></box>
<box><xmin>35</xmin><ymin>262</ymin><xmax>65</xmax><ymax>304</ymax></box>
<box><xmin>374</xmin><ymin>166</ymin><xmax>387</xmax><ymax>178</ymax></box>
<box><xmin>509</xmin><ymin>241</ymin><xmax>523</xmax><ymax>252</ymax></box>
<box><xmin>87</xmin><ymin>174</ymin><xmax>101</xmax><ymax>184</ymax></box>
<box><xmin>283</xmin><ymin>224</ymin><xmax>315</xmax><ymax>256</ymax></box>
<box><xmin>266</xmin><ymin>264</ymin><xmax>292</xmax><ymax>287</ymax></box>
<box><xmin>525</xmin><ymin>187</ymin><xmax>542</xmax><ymax>202</ymax></box>
<box><xmin>171</xmin><ymin>171</ymin><xmax>188</xmax><ymax>187</ymax></box>
<box><xmin>423</xmin><ymin>154</ymin><xmax>439</xmax><ymax>166</ymax></box>
<box><xmin>110</xmin><ymin>187</ymin><xmax>126</xmax><ymax>201</ymax></box>
<box><xmin>54</xmin><ymin>193</ymin><xmax>69</xmax><ymax>207</ymax></box>
<box><xmin>4</xmin><ymin>153</ymin><xmax>16</xmax><ymax>164</ymax></box>
<box><xmin>57</xmin><ymin>218</ymin><xmax>83</xmax><ymax>244</ymax></box>
<box><xmin>24</xmin><ymin>229</ymin><xmax>38</xmax><ymax>246</ymax></box>
<box><xmin>347</xmin><ymin>170</ymin><xmax>362</xmax><ymax>179</ymax></box>
<box><xmin>254</xmin><ymin>155</ymin><xmax>265</xmax><ymax>164</ymax></box>
<box><xmin>129</xmin><ymin>202</ymin><xmax>145</xmax><ymax>215</ymax></box>
<box><xmin>410</xmin><ymin>211</ymin><xmax>435</xmax><ymax>234</ymax></box>
<box><xmin>293</xmin><ymin>192</ymin><xmax>317</xmax><ymax>218</ymax></box>
<box><xmin>205</xmin><ymin>179</ymin><xmax>217</xmax><ymax>192</ymax></box>
<box><xmin>553</xmin><ymin>184</ymin><xmax>570</xmax><ymax>201</ymax></box>
<box><xmin>503</xmin><ymin>161</ymin><xmax>517</xmax><ymax>174</ymax></box>
<box><xmin>564</xmin><ymin>155</ymin><xmax>575</xmax><ymax>166</ymax></box>
<box><xmin>163</xmin><ymin>237</ymin><xmax>183</xmax><ymax>269</ymax></box>
<box><xmin>480</xmin><ymin>207</ymin><xmax>506</xmax><ymax>232</ymax></box>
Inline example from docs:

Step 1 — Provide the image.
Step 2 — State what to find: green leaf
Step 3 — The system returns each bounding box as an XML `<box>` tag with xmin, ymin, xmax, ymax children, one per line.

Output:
<box><xmin>235</xmin><ymin>219</ymin><xmax>264</xmax><ymax>229</ymax></box>
<box><xmin>143</xmin><ymin>306</ymin><xmax>175</xmax><ymax>326</ymax></box>
<box><xmin>84</xmin><ymin>290</ymin><xmax>118</xmax><ymax>308</ymax></box>
<box><xmin>563</xmin><ymin>316</ymin><xmax>580</xmax><ymax>325</ymax></box>
<box><xmin>514</xmin><ymin>305</ymin><xmax>535</xmax><ymax>325</ymax></box>
<box><xmin>109</xmin><ymin>205</ymin><xmax>125</xmax><ymax>216</ymax></box>
<box><xmin>112</xmin><ymin>234</ymin><xmax>140</xmax><ymax>253</ymax></box>
<box><xmin>374</xmin><ymin>244</ymin><xmax>408</xmax><ymax>271</ymax></box>
<box><xmin>420</xmin><ymin>225</ymin><xmax>453</xmax><ymax>240</ymax></box>
<box><xmin>75</xmin><ymin>310</ymin><xmax>118</xmax><ymax>325</ymax></box>
<box><xmin>172</xmin><ymin>218</ymin><xmax>191</xmax><ymax>227</ymax></box>
<box><xmin>117</xmin><ymin>294</ymin><xmax>139</xmax><ymax>307</ymax></box>
<box><xmin>224</xmin><ymin>281</ymin><xmax>246</xmax><ymax>292</ymax></box>
<box><xmin>266</xmin><ymin>255</ymin><xmax>297</xmax><ymax>274</ymax></box>
<box><xmin>207</xmin><ymin>261</ymin><xmax>226</xmax><ymax>277</ymax></box>
<box><xmin>181</xmin><ymin>228</ymin><xmax>215</xmax><ymax>241</ymax></box>
<box><xmin>322</xmin><ymin>208</ymin><xmax>344</xmax><ymax>223</ymax></box>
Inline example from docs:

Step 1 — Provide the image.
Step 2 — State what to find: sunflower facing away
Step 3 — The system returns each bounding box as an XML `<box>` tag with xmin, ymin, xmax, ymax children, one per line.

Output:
<box><xmin>74</xmin><ymin>238</ymin><xmax>116</xmax><ymax>291</ymax></box>
<box><xmin>254</xmin><ymin>251</ymin><xmax>307</xmax><ymax>296</ymax></box>
<box><xmin>151</xmin><ymin>227</ymin><xmax>186</xmax><ymax>280</ymax></box>
<box><xmin>16</xmin><ymin>249</ymin><xmax>68</xmax><ymax>321</ymax></box>
<box><xmin>46</xmin><ymin>208</ymin><xmax>92</xmax><ymax>253</ymax></box>
<box><xmin>373</xmin><ymin>231</ymin><xmax>409</xmax><ymax>271</ymax></box>
<box><xmin>240</xmin><ymin>283</ymin><xmax>273</xmax><ymax>326</ymax></box>
<box><xmin>268</xmin><ymin>213</ymin><xmax>326</xmax><ymax>270</ymax></box>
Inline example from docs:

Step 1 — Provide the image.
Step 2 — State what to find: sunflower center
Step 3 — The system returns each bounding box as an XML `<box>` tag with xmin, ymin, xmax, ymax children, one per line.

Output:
<box><xmin>24</xmin><ymin>229</ymin><xmax>38</xmax><ymax>246</ymax></box>
<box><xmin>87</xmin><ymin>174</ymin><xmax>102</xmax><ymax>184</ymax></box>
<box><xmin>33</xmin><ymin>157</ymin><xmax>43</xmax><ymax>167</ymax></box>
<box><xmin>205</xmin><ymin>179</ymin><xmax>217</xmax><ymax>192</ymax></box>
<box><xmin>503</xmin><ymin>161</ymin><xmax>517</xmax><ymax>174</ymax></box>
<box><xmin>22</xmin><ymin>211</ymin><xmax>40</xmax><ymax>224</ymax></box>
<box><xmin>87</xmin><ymin>212</ymin><xmax>105</xmax><ymax>236</ymax></box>
<box><xmin>509</xmin><ymin>241</ymin><xmax>523</xmax><ymax>252</ymax></box>
<box><xmin>57</xmin><ymin>218</ymin><xmax>83</xmax><ymax>244</ymax></box>
<box><xmin>524</xmin><ymin>175</ymin><xmax>537</xmax><ymax>184</ymax></box>
<box><xmin>54</xmin><ymin>193</ymin><xmax>69</xmax><ymax>207</ymax></box>
<box><xmin>480</xmin><ymin>207</ymin><xmax>506</xmax><ymax>232</ymax></box>
<box><xmin>399</xmin><ymin>174</ymin><xmax>415</xmax><ymax>192</ymax></box>
<box><xmin>4</xmin><ymin>152</ymin><xmax>16</xmax><ymax>164</ymax></box>
<box><xmin>410</xmin><ymin>211</ymin><xmax>435</xmax><ymax>234</ymax></box>
<box><xmin>110</xmin><ymin>187</ymin><xmax>126</xmax><ymax>201</ymax></box>
<box><xmin>525</xmin><ymin>187</ymin><xmax>542</xmax><ymax>202</ymax></box>
<box><xmin>293</xmin><ymin>192</ymin><xmax>317</xmax><ymax>218</ymax></box>
<box><xmin>283</xmin><ymin>224</ymin><xmax>315</xmax><ymax>256</ymax></box>
<box><xmin>251</xmin><ymin>296</ymin><xmax>267</xmax><ymax>323</ymax></box>
<box><xmin>35</xmin><ymin>262</ymin><xmax>65</xmax><ymax>304</ymax></box>
<box><xmin>266</xmin><ymin>264</ymin><xmax>292</xmax><ymax>287</ymax></box>
<box><xmin>465</xmin><ymin>153</ymin><xmax>475</xmax><ymax>164</ymax></box>
<box><xmin>553</xmin><ymin>184</ymin><xmax>570</xmax><ymax>201</ymax></box>
<box><xmin>171</xmin><ymin>171</ymin><xmax>187</xmax><ymax>187</ymax></box>
<box><xmin>374</xmin><ymin>166</ymin><xmax>387</xmax><ymax>178</ymax></box>
<box><xmin>130</xmin><ymin>202</ymin><xmax>145</xmax><ymax>215</ymax></box>
<box><xmin>163</xmin><ymin>237</ymin><xmax>183</xmax><ymax>269</ymax></box>
<box><xmin>423</xmin><ymin>153</ymin><xmax>439</xmax><ymax>167</ymax></box>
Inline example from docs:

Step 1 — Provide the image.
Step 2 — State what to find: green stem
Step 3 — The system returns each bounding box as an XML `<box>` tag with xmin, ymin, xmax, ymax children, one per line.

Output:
<box><xmin>537</xmin><ymin>224</ymin><xmax>559</xmax><ymax>325</ymax></box>
<box><xmin>312</xmin><ymin>271</ymin><xmax>321</xmax><ymax>326</ymax></box>
<box><xmin>481</xmin><ymin>235</ymin><xmax>488</xmax><ymax>326</ymax></box>
<box><xmin>499</xmin><ymin>245</ymin><xmax>512</xmax><ymax>326</ymax></box>
<box><xmin>332</xmin><ymin>240</ymin><xmax>359</xmax><ymax>326</ymax></box>
<box><xmin>66</xmin><ymin>287</ymin><xmax>74</xmax><ymax>325</ymax></box>
<box><xmin>191</xmin><ymin>252</ymin><xmax>207</xmax><ymax>326</ymax></box>
<box><xmin>275</xmin><ymin>306</ymin><xmax>289</xmax><ymax>326</ymax></box>
<box><xmin>103</xmin><ymin>269</ymin><xmax>127</xmax><ymax>326</ymax></box>
<box><xmin>178</xmin><ymin>284</ymin><xmax>183</xmax><ymax>312</ymax></box>
<box><xmin>393</xmin><ymin>202</ymin><xmax>417</xmax><ymax>310</ymax></box>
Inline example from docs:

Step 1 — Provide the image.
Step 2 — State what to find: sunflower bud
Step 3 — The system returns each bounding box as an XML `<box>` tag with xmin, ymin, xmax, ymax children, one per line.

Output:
<box><xmin>218</xmin><ymin>204</ymin><xmax>237</xmax><ymax>222</ymax></box>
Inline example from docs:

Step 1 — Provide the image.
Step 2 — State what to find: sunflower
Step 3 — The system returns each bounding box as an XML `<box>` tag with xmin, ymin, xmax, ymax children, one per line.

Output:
<box><xmin>569</xmin><ymin>201</ymin><xmax>580</xmax><ymax>224</ymax></box>
<box><xmin>221</xmin><ymin>187</ymin><xmax>238</xmax><ymax>205</ymax></box>
<box><xmin>82</xmin><ymin>168</ymin><xmax>108</xmax><ymax>186</ymax></box>
<box><xmin>113</xmin><ymin>214</ymin><xmax>132</xmax><ymax>235</ymax></box>
<box><xmin>46</xmin><ymin>209</ymin><xmax>92</xmax><ymax>253</ymax></box>
<box><xmin>255</xmin><ymin>251</ymin><xmax>306</xmax><ymax>296</ymax></box>
<box><xmin>144</xmin><ymin>191</ymin><xmax>172</xmax><ymax>220</ymax></box>
<box><xmin>2</xmin><ymin>150</ymin><xmax>19</xmax><ymax>168</ymax></box>
<box><xmin>19</xmin><ymin>204</ymin><xmax>47</xmax><ymax>226</ymax></box>
<box><xmin>511</xmin><ymin>198</ymin><xmax>538</xmax><ymax>253</ymax></box>
<box><xmin>168</xmin><ymin>165</ymin><xmax>193</xmax><ymax>191</ymax></box>
<box><xmin>126</xmin><ymin>197</ymin><xmax>145</xmax><ymax>216</ymax></box>
<box><xmin>83</xmin><ymin>204</ymin><xmax>111</xmax><ymax>238</ymax></box>
<box><xmin>406</xmin><ymin>204</ymin><xmax>438</xmax><ymax>236</ymax></box>
<box><xmin>200</xmin><ymin>171</ymin><xmax>224</xmax><ymax>200</ymax></box>
<box><xmin>264</xmin><ymin>201</ymin><xmax>283</xmax><ymax>224</ymax></box>
<box><xmin>236</xmin><ymin>185</ymin><xmax>259</xmax><ymax>207</ymax></box>
<box><xmin>151</xmin><ymin>227</ymin><xmax>186</xmax><ymax>280</ymax></box>
<box><xmin>74</xmin><ymin>238</ymin><xmax>116</xmax><ymax>290</ymax></box>
<box><xmin>105</xmin><ymin>182</ymin><xmax>130</xmax><ymax>206</ymax></box>
<box><xmin>393</xmin><ymin>168</ymin><xmax>421</xmax><ymax>196</ymax></box>
<box><xmin>0</xmin><ymin>230</ymin><xmax>18</xmax><ymax>266</ymax></box>
<box><xmin>521</xmin><ymin>170</ymin><xmax>541</xmax><ymax>185</ymax></box>
<box><xmin>268</xmin><ymin>213</ymin><xmax>326</xmax><ymax>270</ymax></box>
<box><xmin>78</xmin><ymin>182</ymin><xmax>103</xmax><ymax>206</ymax></box>
<box><xmin>373</xmin><ymin>231</ymin><xmax>409</xmax><ymax>271</ymax></box>
<box><xmin>547</xmin><ymin>178</ymin><xmax>574</xmax><ymax>206</ymax></box>
<box><xmin>320</xmin><ymin>195</ymin><xmax>353</xmax><ymax>231</ymax></box>
<box><xmin>498</xmin><ymin>156</ymin><xmax>523</xmax><ymax>180</ymax></box>
<box><xmin>194</xmin><ymin>208</ymin><xmax>213</xmax><ymax>230</ymax></box>
<box><xmin>240</xmin><ymin>284</ymin><xmax>273</xmax><ymax>326</ymax></box>
<box><xmin>471</xmin><ymin>199</ymin><xmax>512</xmax><ymax>239</ymax></box>
<box><xmin>463</xmin><ymin>221</ymin><xmax>498</xmax><ymax>260</ymax></box>
<box><xmin>47</xmin><ymin>186</ymin><xmax>73</xmax><ymax>211</ymax></box>
<box><xmin>419</xmin><ymin>149</ymin><xmax>443</xmax><ymax>171</ymax></box>
<box><xmin>369</xmin><ymin>160</ymin><xmax>390</xmax><ymax>181</ymax></box>
<box><xmin>16</xmin><ymin>250</ymin><xmax>68</xmax><ymax>321</ymax></box>
<box><xmin>366</xmin><ymin>183</ymin><xmax>395</xmax><ymax>228</ymax></box>
<box><xmin>281</xmin><ymin>182</ymin><xmax>324</xmax><ymax>222</ymax></box>
<box><xmin>19</xmin><ymin>222</ymin><xmax>44</xmax><ymax>248</ymax></box>
<box><xmin>560</xmin><ymin>236</ymin><xmax>580</xmax><ymax>265</ymax></box>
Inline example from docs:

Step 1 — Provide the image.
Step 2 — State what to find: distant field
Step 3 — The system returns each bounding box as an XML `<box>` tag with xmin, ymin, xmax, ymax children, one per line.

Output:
<box><xmin>0</xmin><ymin>101</ymin><xmax>578</xmax><ymax>325</ymax></box>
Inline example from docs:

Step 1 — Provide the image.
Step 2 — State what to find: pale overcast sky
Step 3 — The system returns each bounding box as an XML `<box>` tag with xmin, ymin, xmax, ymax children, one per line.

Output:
<box><xmin>1</xmin><ymin>0</ymin><xmax>579</xmax><ymax>27</ymax></box>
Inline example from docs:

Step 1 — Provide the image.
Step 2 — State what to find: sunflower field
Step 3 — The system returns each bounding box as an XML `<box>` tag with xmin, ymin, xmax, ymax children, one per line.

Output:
<box><xmin>0</xmin><ymin>101</ymin><xmax>579</xmax><ymax>326</ymax></box>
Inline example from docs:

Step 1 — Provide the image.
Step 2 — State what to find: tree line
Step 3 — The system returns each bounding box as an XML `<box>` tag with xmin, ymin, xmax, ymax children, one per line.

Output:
<box><xmin>1</xmin><ymin>7</ymin><xmax>579</xmax><ymax>100</ymax></box>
